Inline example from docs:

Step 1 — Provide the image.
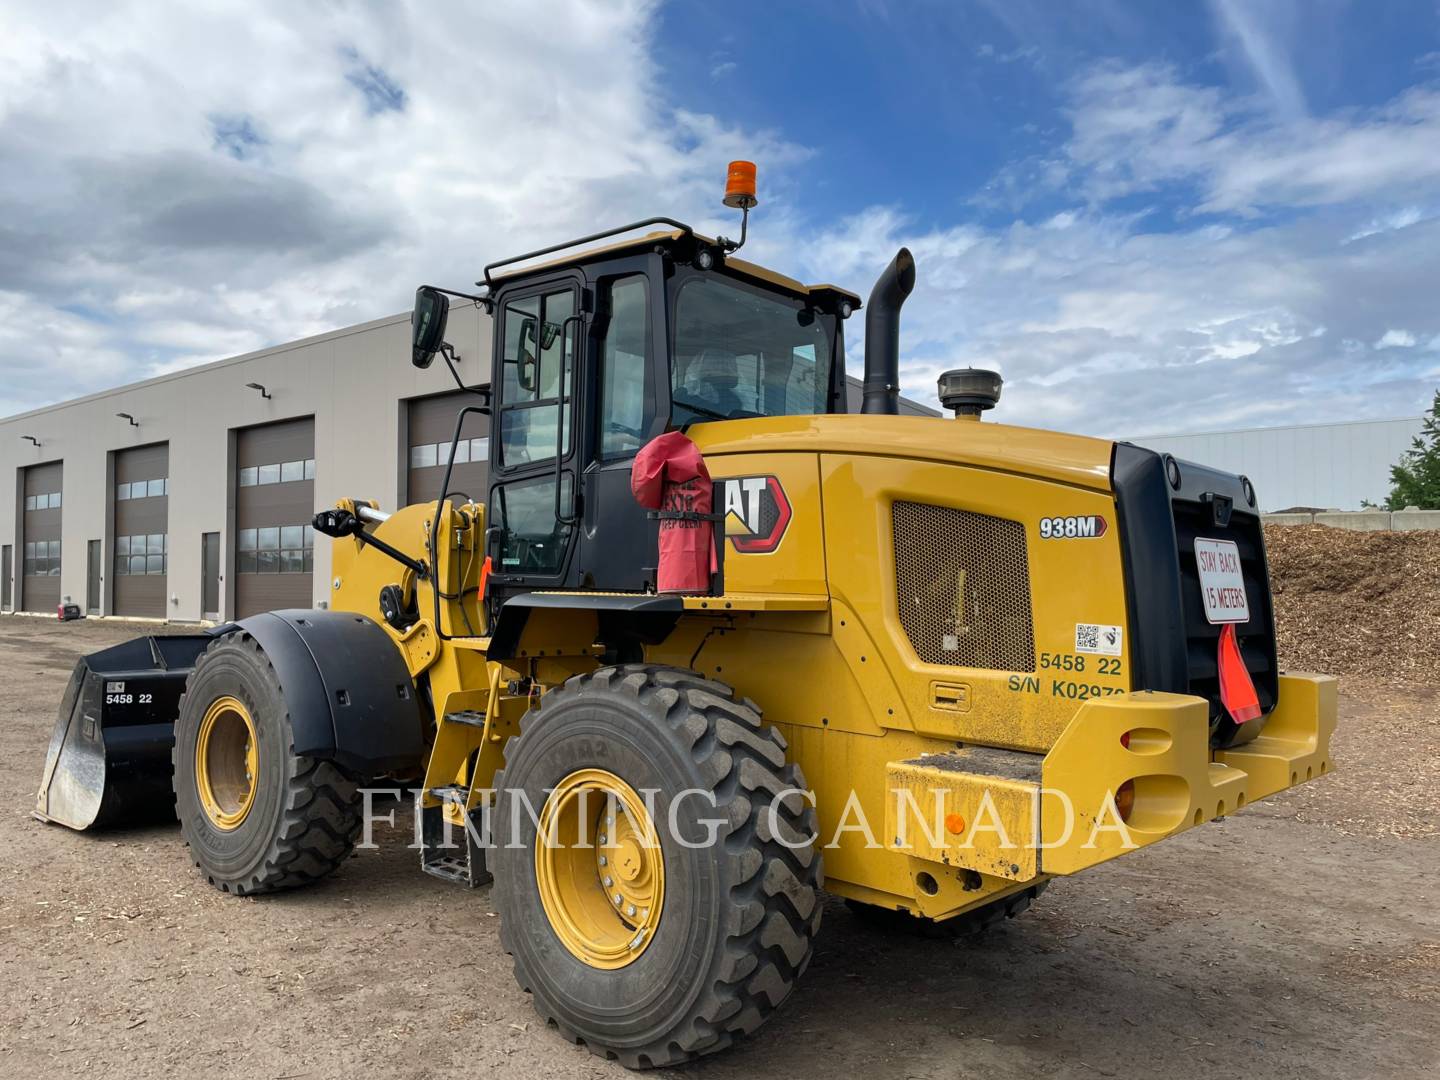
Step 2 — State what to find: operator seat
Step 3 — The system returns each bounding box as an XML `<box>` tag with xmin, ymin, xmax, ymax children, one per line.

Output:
<box><xmin>682</xmin><ymin>348</ymin><xmax>744</xmax><ymax>417</ymax></box>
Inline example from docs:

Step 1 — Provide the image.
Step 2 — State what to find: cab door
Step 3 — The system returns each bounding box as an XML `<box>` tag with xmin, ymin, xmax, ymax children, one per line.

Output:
<box><xmin>573</xmin><ymin>253</ymin><xmax>670</xmax><ymax>591</ymax></box>
<box><xmin>487</xmin><ymin>275</ymin><xmax>583</xmax><ymax>589</ymax></box>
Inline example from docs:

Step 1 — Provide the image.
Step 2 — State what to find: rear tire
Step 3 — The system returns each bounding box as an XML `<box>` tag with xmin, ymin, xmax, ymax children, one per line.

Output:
<box><xmin>492</xmin><ymin>665</ymin><xmax>822</xmax><ymax>1069</ymax></box>
<box><xmin>173</xmin><ymin>631</ymin><xmax>362</xmax><ymax>895</ymax></box>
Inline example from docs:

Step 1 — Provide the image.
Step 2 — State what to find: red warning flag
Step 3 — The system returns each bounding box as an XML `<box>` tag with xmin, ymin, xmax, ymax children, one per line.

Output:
<box><xmin>1217</xmin><ymin>622</ymin><xmax>1261</xmax><ymax>724</ymax></box>
<box><xmin>631</xmin><ymin>431</ymin><xmax>716</xmax><ymax>595</ymax></box>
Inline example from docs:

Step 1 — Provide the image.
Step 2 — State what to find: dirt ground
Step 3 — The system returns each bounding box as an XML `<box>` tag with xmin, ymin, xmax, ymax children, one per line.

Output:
<box><xmin>1</xmin><ymin>616</ymin><xmax>1437</xmax><ymax>1080</ymax></box>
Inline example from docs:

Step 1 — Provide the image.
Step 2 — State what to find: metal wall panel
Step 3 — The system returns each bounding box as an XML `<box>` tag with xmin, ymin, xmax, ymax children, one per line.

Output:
<box><xmin>113</xmin><ymin>442</ymin><xmax>169</xmax><ymax>617</ymax></box>
<box><xmin>406</xmin><ymin>390</ymin><xmax>491</xmax><ymax>507</ymax></box>
<box><xmin>1132</xmin><ymin>417</ymin><xmax>1426</xmax><ymax>511</ymax></box>
<box><xmin>235</xmin><ymin>417</ymin><xmax>314</xmax><ymax>617</ymax></box>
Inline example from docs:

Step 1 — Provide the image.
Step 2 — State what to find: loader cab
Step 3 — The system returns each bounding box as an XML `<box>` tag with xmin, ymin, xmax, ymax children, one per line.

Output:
<box><xmin>453</xmin><ymin>226</ymin><xmax>857</xmax><ymax>599</ymax></box>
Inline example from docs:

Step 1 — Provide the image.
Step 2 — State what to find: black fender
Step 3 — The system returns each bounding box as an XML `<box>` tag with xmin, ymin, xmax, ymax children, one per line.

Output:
<box><xmin>236</xmin><ymin>609</ymin><xmax>425</xmax><ymax>778</ymax></box>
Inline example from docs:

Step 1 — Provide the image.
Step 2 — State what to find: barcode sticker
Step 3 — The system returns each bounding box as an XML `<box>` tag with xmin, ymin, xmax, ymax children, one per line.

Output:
<box><xmin>1075</xmin><ymin>623</ymin><xmax>1122</xmax><ymax>656</ymax></box>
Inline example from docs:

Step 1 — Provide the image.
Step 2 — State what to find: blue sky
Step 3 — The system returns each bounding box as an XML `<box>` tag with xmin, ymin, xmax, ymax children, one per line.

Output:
<box><xmin>1</xmin><ymin>0</ymin><xmax>1438</xmax><ymax>434</ymax></box>
<box><xmin>658</xmin><ymin>0</ymin><xmax>1438</xmax><ymax>229</ymax></box>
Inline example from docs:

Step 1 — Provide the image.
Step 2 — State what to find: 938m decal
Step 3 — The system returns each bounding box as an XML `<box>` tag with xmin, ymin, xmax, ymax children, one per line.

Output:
<box><xmin>1039</xmin><ymin>514</ymin><xmax>1107</xmax><ymax>539</ymax></box>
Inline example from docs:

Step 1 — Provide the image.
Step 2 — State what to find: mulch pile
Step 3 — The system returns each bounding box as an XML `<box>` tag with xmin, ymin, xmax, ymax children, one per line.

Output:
<box><xmin>1264</xmin><ymin>524</ymin><xmax>1440</xmax><ymax>686</ymax></box>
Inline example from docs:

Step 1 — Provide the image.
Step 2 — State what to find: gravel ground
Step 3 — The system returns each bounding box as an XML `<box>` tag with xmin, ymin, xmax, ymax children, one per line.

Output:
<box><xmin>1</xmin><ymin>616</ymin><xmax>1437</xmax><ymax>1079</ymax></box>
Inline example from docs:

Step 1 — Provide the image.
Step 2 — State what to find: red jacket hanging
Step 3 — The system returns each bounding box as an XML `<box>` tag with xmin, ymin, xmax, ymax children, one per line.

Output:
<box><xmin>631</xmin><ymin>431</ymin><xmax>717</xmax><ymax>595</ymax></box>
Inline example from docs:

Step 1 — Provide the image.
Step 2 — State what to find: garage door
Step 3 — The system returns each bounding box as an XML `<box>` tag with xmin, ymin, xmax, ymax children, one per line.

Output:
<box><xmin>407</xmin><ymin>390</ymin><xmax>491</xmax><ymax>507</ymax></box>
<box><xmin>113</xmin><ymin>443</ymin><xmax>169</xmax><ymax>617</ymax></box>
<box><xmin>235</xmin><ymin>417</ymin><xmax>314</xmax><ymax>618</ymax></box>
<box><xmin>21</xmin><ymin>461</ymin><xmax>63</xmax><ymax>613</ymax></box>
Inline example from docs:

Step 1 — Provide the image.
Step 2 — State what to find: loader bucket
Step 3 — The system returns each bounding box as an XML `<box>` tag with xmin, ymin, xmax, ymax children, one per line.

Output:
<box><xmin>34</xmin><ymin>632</ymin><xmax>219</xmax><ymax>831</ymax></box>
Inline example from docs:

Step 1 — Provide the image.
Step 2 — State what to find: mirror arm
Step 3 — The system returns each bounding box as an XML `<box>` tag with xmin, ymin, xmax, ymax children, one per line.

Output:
<box><xmin>438</xmin><ymin>343</ymin><xmax>492</xmax><ymax>412</ymax></box>
<box><xmin>420</xmin><ymin>284</ymin><xmax>493</xmax><ymax>313</ymax></box>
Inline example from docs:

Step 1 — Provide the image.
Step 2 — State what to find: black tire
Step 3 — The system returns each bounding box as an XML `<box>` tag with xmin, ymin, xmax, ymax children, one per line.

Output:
<box><xmin>846</xmin><ymin>881</ymin><xmax>1048</xmax><ymax>939</ymax></box>
<box><xmin>492</xmin><ymin>665</ymin><xmax>822</xmax><ymax>1069</ymax></box>
<box><xmin>173</xmin><ymin>631</ymin><xmax>363</xmax><ymax>895</ymax></box>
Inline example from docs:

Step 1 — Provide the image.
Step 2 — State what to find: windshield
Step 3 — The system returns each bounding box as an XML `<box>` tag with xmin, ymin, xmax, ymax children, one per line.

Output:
<box><xmin>671</xmin><ymin>275</ymin><xmax>834</xmax><ymax>423</ymax></box>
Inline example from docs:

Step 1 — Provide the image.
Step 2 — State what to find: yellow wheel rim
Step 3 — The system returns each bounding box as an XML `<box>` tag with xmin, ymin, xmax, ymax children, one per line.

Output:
<box><xmin>535</xmin><ymin>769</ymin><xmax>664</xmax><ymax>969</ymax></box>
<box><xmin>195</xmin><ymin>695</ymin><xmax>259</xmax><ymax>831</ymax></box>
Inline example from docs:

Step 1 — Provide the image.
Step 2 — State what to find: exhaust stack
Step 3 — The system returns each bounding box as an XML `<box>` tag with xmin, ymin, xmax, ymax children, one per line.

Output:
<box><xmin>861</xmin><ymin>247</ymin><xmax>916</xmax><ymax>415</ymax></box>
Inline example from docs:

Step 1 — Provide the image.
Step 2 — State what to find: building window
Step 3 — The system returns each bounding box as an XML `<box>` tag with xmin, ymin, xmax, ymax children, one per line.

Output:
<box><xmin>117</xmin><ymin>477</ymin><xmax>167</xmax><ymax>501</ymax></box>
<box><xmin>114</xmin><ymin>534</ymin><xmax>167</xmax><ymax>576</ymax></box>
<box><xmin>25</xmin><ymin>491</ymin><xmax>61</xmax><ymax>511</ymax></box>
<box><xmin>23</xmin><ymin>540</ymin><xmax>61</xmax><ymax>576</ymax></box>
<box><xmin>236</xmin><ymin>524</ymin><xmax>314</xmax><ymax>574</ymax></box>
<box><xmin>239</xmin><ymin>459</ymin><xmax>314</xmax><ymax>487</ymax></box>
<box><xmin>409</xmin><ymin>439</ymin><xmax>488</xmax><ymax>469</ymax></box>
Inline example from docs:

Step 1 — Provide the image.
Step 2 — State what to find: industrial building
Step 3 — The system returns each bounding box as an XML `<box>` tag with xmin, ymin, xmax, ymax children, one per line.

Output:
<box><xmin>1133</xmin><ymin>416</ymin><xmax>1425</xmax><ymax>512</ymax></box>
<box><xmin>1</xmin><ymin>307</ymin><xmax>932</xmax><ymax>622</ymax></box>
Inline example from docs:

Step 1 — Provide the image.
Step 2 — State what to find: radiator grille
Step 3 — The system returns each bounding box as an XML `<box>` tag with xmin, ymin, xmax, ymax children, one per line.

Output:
<box><xmin>893</xmin><ymin>501</ymin><xmax>1035</xmax><ymax>671</ymax></box>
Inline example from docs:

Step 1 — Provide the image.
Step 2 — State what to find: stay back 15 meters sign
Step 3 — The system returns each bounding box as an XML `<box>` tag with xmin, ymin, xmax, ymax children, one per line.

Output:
<box><xmin>1194</xmin><ymin>537</ymin><xmax>1251</xmax><ymax>624</ymax></box>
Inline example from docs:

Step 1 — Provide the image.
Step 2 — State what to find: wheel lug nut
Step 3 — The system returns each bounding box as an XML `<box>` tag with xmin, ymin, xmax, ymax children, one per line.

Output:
<box><xmin>626</xmin><ymin>904</ymin><xmax>637</xmax><ymax>917</ymax></box>
<box><xmin>598</xmin><ymin>855</ymin><xmax>608</xmax><ymax>866</ymax></box>
<box><xmin>603</xmin><ymin>876</ymin><xmax>613</xmax><ymax>887</ymax></box>
<box><xmin>613</xmin><ymin>892</ymin><xmax>623</xmax><ymax>905</ymax></box>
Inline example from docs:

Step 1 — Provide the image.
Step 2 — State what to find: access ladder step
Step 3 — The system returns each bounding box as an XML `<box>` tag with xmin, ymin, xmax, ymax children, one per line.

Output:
<box><xmin>419</xmin><ymin>803</ymin><xmax>493</xmax><ymax>889</ymax></box>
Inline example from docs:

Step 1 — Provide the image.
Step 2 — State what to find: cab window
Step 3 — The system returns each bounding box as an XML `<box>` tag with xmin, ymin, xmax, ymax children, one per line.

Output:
<box><xmin>598</xmin><ymin>276</ymin><xmax>649</xmax><ymax>457</ymax></box>
<box><xmin>498</xmin><ymin>288</ymin><xmax>575</xmax><ymax>466</ymax></box>
<box><xmin>493</xmin><ymin>473</ymin><xmax>572</xmax><ymax>575</ymax></box>
<box><xmin>671</xmin><ymin>276</ymin><xmax>832</xmax><ymax>424</ymax></box>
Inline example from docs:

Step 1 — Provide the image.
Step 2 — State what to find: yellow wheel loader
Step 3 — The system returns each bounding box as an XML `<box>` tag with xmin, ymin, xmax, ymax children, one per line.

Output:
<box><xmin>36</xmin><ymin>164</ymin><xmax>1335</xmax><ymax>1068</ymax></box>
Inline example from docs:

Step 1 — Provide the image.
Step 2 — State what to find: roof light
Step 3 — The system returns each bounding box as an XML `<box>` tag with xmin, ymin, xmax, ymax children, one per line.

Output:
<box><xmin>723</xmin><ymin>160</ymin><xmax>757</xmax><ymax>209</ymax></box>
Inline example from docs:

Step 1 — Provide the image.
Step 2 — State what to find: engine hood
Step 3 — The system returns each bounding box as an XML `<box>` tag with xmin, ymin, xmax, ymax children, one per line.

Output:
<box><xmin>686</xmin><ymin>414</ymin><xmax>1115</xmax><ymax>493</ymax></box>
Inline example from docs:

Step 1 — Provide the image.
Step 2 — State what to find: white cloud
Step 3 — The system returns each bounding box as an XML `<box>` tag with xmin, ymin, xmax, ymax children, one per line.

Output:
<box><xmin>799</xmin><ymin>205</ymin><xmax>1439</xmax><ymax>434</ymax></box>
<box><xmin>0</xmin><ymin>0</ymin><xmax>803</xmax><ymax>415</ymax></box>
<box><xmin>1060</xmin><ymin>63</ymin><xmax>1440</xmax><ymax>215</ymax></box>
<box><xmin>1209</xmin><ymin>0</ymin><xmax>1307</xmax><ymax>118</ymax></box>
<box><xmin>1375</xmin><ymin>329</ymin><xmax>1418</xmax><ymax>349</ymax></box>
<box><xmin>1346</xmin><ymin>206</ymin><xmax>1427</xmax><ymax>242</ymax></box>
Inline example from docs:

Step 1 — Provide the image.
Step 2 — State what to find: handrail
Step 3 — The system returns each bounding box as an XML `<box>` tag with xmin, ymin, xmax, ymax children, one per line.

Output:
<box><xmin>480</xmin><ymin>217</ymin><xmax>693</xmax><ymax>289</ymax></box>
<box><xmin>553</xmin><ymin>314</ymin><xmax>583</xmax><ymax>527</ymax></box>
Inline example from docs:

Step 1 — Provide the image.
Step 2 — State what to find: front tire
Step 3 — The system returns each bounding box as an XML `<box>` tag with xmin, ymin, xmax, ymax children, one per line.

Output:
<box><xmin>173</xmin><ymin>631</ymin><xmax>362</xmax><ymax>894</ymax></box>
<box><xmin>492</xmin><ymin>665</ymin><xmax>822</xmax><ymax>1068</ymax></box>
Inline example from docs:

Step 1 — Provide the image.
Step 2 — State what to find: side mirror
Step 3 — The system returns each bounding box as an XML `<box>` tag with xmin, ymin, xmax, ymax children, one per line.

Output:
<box><xmin>412</xmin><ymin>286</ymin><xmax>450</xmax><ymax>369</ymax></box>
<box><xmin>516</xmin><ymin>316</ymin><xmax>539</xmax><ymax>392</ymax></box>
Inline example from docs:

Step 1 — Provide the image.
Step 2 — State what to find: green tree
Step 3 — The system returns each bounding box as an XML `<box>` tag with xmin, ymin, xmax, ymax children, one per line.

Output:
<box><xmin>1383</xmin><ymin>390</ymin><xmax>1440</xmax><ymax>510</ymax></box>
